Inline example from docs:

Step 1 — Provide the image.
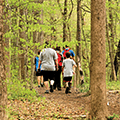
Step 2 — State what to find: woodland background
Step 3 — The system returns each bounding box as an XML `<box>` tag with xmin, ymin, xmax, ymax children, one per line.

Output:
<box><xmin>0</xmin><ymin>0</ymin><xmax>120</xmax><ymax>119</ymax></box>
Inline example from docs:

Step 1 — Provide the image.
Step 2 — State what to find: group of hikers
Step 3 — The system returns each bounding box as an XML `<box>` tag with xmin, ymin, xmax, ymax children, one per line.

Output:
<box><xmin>34</xmin><ymin>41</ymin><xmax>83</xmax><ymax>94</ymax></box>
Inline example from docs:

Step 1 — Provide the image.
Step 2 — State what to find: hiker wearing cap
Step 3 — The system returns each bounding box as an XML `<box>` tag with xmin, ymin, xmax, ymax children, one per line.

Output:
<box><xmin>39</xmin><ymin>42</ymin><xmax>58</xmax><ymax>93</ymax></box>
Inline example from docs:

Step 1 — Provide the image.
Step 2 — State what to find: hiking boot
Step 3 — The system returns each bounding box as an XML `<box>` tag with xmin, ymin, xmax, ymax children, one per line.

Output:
<box><xmin>38</xmin><ymin>85</ymin><xmax>40</xmax><ymax>88</ymax></box>
<box><xmin>45</xmin><ymin>90</ymin><xmax>49</xmax><ymax>94</ymax></box>
<box><xmin>41</xmin><ymin>84</ymin><xmax>44</xmax><ymax>87</ymax></box>
<box><xmin>57</xmin><ymin>88</ymin><xmax>61</xmax><ymax>91</ymax></box>
<box><xmin>68</xmin><ymin>83</ymin><xmax>71</xmax><ymax>93</ymax></box>
<box><xmin>65</xmin><ymin>87</ymin><xmax>69</xmax><ymax>94</ymax></box>
<box><xmin>68</xmin><ymin>89</ymin><xmax>71</xmax><ymax>93</ymax></box>
<box><xmin>50</xmin><ymin>85</ymin><xmax>54</xmax><ymax>92</ymax></box>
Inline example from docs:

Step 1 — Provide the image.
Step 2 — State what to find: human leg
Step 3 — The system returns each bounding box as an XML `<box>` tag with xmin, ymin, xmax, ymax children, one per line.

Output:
<box><xmin>50</xmin><ymin>80</ymin><xmax>54</xmax><ymax>92</ymax></box>
<box><xmin>68</xmin><ymin>81</ymin><xmax>72</xmax><ymax>93</ymax></box>
<box><xmin>37</xmin><ymin>76</ymin><xmax>40</xmax><ymax>87</ymax></box>
<box><xmin>49</xmin><ymin>71</ymin><xmax>55</xmax><ymax>92</ymax></box>
<box><xmin>42</xmin><ymin>71</ymin><xmax>49</xmax><ymax>93</ymax></box>
<box><xmin>64</xmin><ymin>77</ymin><xmax>70</xmax><ymax>94</ymax></box>
<box><xmin>65</xmin><ymin>81</ymin><xmax>69</xmax><ymax>94</ymax></box>
<box><xmin>68</xmin><ymin>77</ymin><xmax>72</xmax><ymax>93</ymax></box>
<box><xmin>53</xmin><ymin>72</ymin><xmax>57</xmax><ymax>90</ymax></box>
<box><xmin>44</xmin><ymin>81</ymin><xmax>49</xmax><ymax>93</ymax></box>
<box><xmin>64</xmin><ymin>77</ymin><xmax>72</xmax><ymax>94</ymax></box>
<box><xmin>40</xmin><ymin>76</ymin><xmax>44</xmax><ymax>87</ymax></box>
<box><xmin>57</xmin><ymin>66</ymin><xmax>62</xmax><ymax>90</ymax></box>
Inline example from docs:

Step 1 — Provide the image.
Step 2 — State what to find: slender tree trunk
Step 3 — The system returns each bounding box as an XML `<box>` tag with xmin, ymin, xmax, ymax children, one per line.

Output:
<box><xmin>108</xmin><ymin>0</ymin><xmax>116</xmax><ymax>81</ymax></box>
<box><xmin>76</xmin><ymin>0</ymin><xmax>81</xmax><ymax>86</ymax></box>
<box><xmin>0</xmin><ymin>0</ymin><xmax>7</xmax><ymax>119</ymax></box>
<box><xmin>81</xmin><ymin>12</ymin><xmax>90</xmax><ymax>83</ymax></box>
<box><xmin>106</xmin><ymin>18</ymin><xmax>116</xmax><ymax>81</ymax></box>
<box><xmin>114</xmin><ymin>40</ymin><xmax>120</xmax><ymax>80</ymax></box>
<box><xmin>63</xmin><ymin>0</ymin><xmax>67</xmax><ymax>42</ymax></box>
<box><xmin>4</xmin><ymin>4</ymin><xmax>10</xmax><ymax>81</ymax></box>
<box><xmin>19</xmin><ymin>8</ymin><xmax>26</xmax><ymax>80</ymax></box>
<box><xmin>90</xmin><ymin>0</ymin><xmax>109</xmax><ymax>119</ymax></box>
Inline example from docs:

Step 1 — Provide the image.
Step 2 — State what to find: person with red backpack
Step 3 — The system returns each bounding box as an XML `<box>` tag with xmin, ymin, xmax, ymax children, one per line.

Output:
<box><xmin>62</xmin><ymin>45</ymin><xmax>75</xmax><ymax>60</ymax></box>
<box><xmin>54</xmin><ymin>47</ymin><xmax>63</xmax><ymax>91</ymax></box>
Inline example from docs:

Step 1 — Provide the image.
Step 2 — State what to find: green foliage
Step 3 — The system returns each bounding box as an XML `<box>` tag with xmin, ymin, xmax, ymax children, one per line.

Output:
<box><xmin>7</xmin><ymin>78</ymin><xmax>37</xmax><ymax>101</ymax></box>
<box><xmin>108</xmin><ymin>113</ymin><xmax>119</xmax><ymax>119</ymax></box>
<box><xmin>4</xmin><ymin>0</ymin><xmax>120</xmax><ymax>107</ymax></box>
<box><xmin>106</xmin><ymin>80</ymin><xmax>120</xmax><ymax>90</ymax></box>
<box><xmin>77</xmin><ymin>80</ymin><xmax>90</xmax><ymax>93</ymax></box>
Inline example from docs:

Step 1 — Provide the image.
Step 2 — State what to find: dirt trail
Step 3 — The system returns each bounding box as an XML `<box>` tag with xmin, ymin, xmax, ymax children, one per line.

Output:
<box><xmin>35</xmin><ymin>86</ymin><xmax>120</xmax><ymax>119</ymax></box>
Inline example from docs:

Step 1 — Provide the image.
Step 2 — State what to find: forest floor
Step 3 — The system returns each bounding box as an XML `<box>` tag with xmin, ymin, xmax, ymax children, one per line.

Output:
<box><xmin>8</xmin><ymin>86</ymin><xmax>120</xmax><ymax>120</ymax></box>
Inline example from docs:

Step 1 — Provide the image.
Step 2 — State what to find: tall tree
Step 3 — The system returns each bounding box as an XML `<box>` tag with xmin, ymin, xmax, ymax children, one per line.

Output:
<box><xmin>90</xmin><ymin>0</ymin><xmax>108</xmax><ymax>119</ymax></box>
<box><xmin>106</xmin><ymin>18</ymin><xmax>116</xmax><ymax>81</ymax></box>
<box><xmin>108</xmin><ymin>0</ymin><xmax>116</xmax><ymax>81</ymax></box>
<box><xmin>63</xmin><ymin>0</ymin><xmax>67</xmax><ymax>42</ymax></box>
<box><xmin>114</xmin><ymin>40</ymin><xmax>120</xmax><ymax>80</ymax></box>
<box><xmin>75</xmin><ymin>0</ymin><xmax>84</xmax><ymax>87</ymax></box>
<box><xmin>0</xmin><ymin>0</ymin><xmax>7</xmax><ymax>119</ymax></box>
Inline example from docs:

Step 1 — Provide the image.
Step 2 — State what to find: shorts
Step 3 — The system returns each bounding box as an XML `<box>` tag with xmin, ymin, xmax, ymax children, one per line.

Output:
<box><xmin>36</xmin><ymin>69</ymin><xmax>42</xmax><ymax>76</ymax></box>
<box><xmin>63</xmin><ymin>77</ymin><xmax>72</xmax><ymax>82</ymax></box>
<box><xmin>41</xmin><ymin>71</ymin><xmax>56</xmax><ymax>81</ymax></box>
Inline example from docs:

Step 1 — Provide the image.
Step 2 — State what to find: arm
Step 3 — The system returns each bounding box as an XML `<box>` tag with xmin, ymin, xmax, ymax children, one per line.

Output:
<box><xmin>73</xmin><ymin>64</ymin><xmax>77</xmax><ymax>74</ymax></box>
<box><xmin>72</xmin><ymin>56</ymin><xmax>75</xmax><ymax>61</ymax></box>
<box><xmin>55</xmin><ymin>59</ymin><xmax>58</xmax><ymax>71</ymax></box>
<box><xmin>70</xmin><ymin>50</ymin><xmax>75</xmax><ymax>61</ymax></box>
<box><xmin>38</xmin><ymin>60</ymin><xmax>41</xmax><ymax>70</ymax></box>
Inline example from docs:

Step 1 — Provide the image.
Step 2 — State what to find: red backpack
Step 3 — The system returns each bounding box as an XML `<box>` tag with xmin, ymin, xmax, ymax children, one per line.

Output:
<box><xmin>63</xmin><ymin>49</ymin><xmax>70</xmax><ymax>59</ymax></box>
<box><xmin>57</xmin><ymin>53</ymin><xmax>63</xmax><ymax>66</ymax></box>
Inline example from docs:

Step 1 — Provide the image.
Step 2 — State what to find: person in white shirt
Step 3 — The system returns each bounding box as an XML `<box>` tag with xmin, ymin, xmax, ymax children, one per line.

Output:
<box><xmin>62</xmin><ymin>52</ymin><xmax>77</xmax><ymax>94</ymax></box>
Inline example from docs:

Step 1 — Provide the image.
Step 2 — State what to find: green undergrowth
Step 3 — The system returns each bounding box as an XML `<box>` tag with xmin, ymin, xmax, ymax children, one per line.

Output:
<box><xmin>76</xmin><ymin>79</ymin><xmax>120</xmax><ymax>93</ymax></box>
<box><xmin>7</xmin><ymin>78</ymin><xmax>38</xmax><ymax>102</ymax></box>
<box><xmin>106</xmin><ymin>80</ymin><xmax>120</xmax><ymax>90</ymax></box>
<box><xmin>77</xmin><ymin>82</ymin><xmax>90</xmax><ymax>93</ymax></box>
<box><xmin>7</xmin><ymin>78</ymin><xmax>120</xmax><ymax>102</ymax></box>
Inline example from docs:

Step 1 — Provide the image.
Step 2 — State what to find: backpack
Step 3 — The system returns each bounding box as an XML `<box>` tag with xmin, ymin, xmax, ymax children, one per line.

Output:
<box><xmin>57</xmin><ymin>53</ymin><xmax>63</xmax><ymax>66</ymax></box>
<box><xmin>63</xmin><ymin>49</ymin><xmax>70</xmax><ymax>59</ymax></box>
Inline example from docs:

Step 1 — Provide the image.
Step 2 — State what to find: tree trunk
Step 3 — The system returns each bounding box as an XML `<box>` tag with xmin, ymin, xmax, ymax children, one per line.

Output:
<box><xmin>19</xmin><ymin>8</ymin><xmax>26</xmax><ymax>80</ymax></box>
<box><xmin>108</xmin><ymin>0</ymin><xmax>116</xmax><ymax>81</ymax></box>
<box><xmin>114</xmin><ymin>40</ymin><xmax>120</xmax><ymax>80</ymax></box>
<box><xmin>76</xmin><ymin>0</ymin><xmax>81</xmax><ymax>86</ymax></box>
<box><xmin>39</xmin><ymin>9</ymin><xmax>44</xmax><ymax>45</ymax></box>
<box><xmin>4</xmin><ymin>4</ymin><xmax>10</xmax><ymax>81</ymax></box>
<box><xmin>90</xmin><ymin>0</ymin><xmax>109</xmax><ymax>119</ymax></box>
<box><xmin>106</xmin><ymin>18</ymin><xmax>116</xmax><ymax>81</ymax></box>
<box><xmin>63</xmin><ymin>0</ymin><xmax>67</xmax><ymax>42</ymax></box>
<box><xmin>0</xmin><ymin>0</ymin><xmax>7</xmax><ymax>119</ymax></box>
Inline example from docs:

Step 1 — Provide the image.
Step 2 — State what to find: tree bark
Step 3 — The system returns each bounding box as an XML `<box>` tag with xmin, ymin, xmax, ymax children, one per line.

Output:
<box><xmin>106</xmin><ymin>18</ymin><xmax>116</xmax><ymax>81</ymax></box>
<box><xmin>19</xmin><ymin>8</ymin><xmax>25</xmax><ymax>80</ymax></box>
<box><xmin>114</xmin><ymin>40</ymin><xmax>120</xmax><ymax>80</ymax></box>
<box><xmin>90</xmin><ymin>0</ymin><xmax>108</xmax><ymax>119</ymax></box>
<box><xmin>108</xmin><ymin>0</ymin><xmax>116</xmax><ymax>81</ymax></box>
<box><xmin>0</xmin><ymin>0</ymin><xmax>7</xmax><ymax>119</ymax></box>
<box><xmin>76</xmin><ymin>0</ymin><xmax>82</xmax><ymax>86</ymax></box>
<box><xmin>63</xmin><ymin>0</ymin><xmax>67</xmax><ymax>42</ymax></box>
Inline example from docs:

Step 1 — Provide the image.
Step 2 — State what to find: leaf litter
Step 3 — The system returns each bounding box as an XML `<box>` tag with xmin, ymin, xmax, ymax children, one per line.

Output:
<box><xmin>7</xmin><ymin>87</ymin><xmax>120</xmax><ymax>120</ymax></box>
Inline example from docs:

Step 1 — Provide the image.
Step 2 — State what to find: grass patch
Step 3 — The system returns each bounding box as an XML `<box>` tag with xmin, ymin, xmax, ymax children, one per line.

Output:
<box><xmin>106</xmin><ymin>80</ymin><xmax>120</xmax><ymax>90</ymax></box>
